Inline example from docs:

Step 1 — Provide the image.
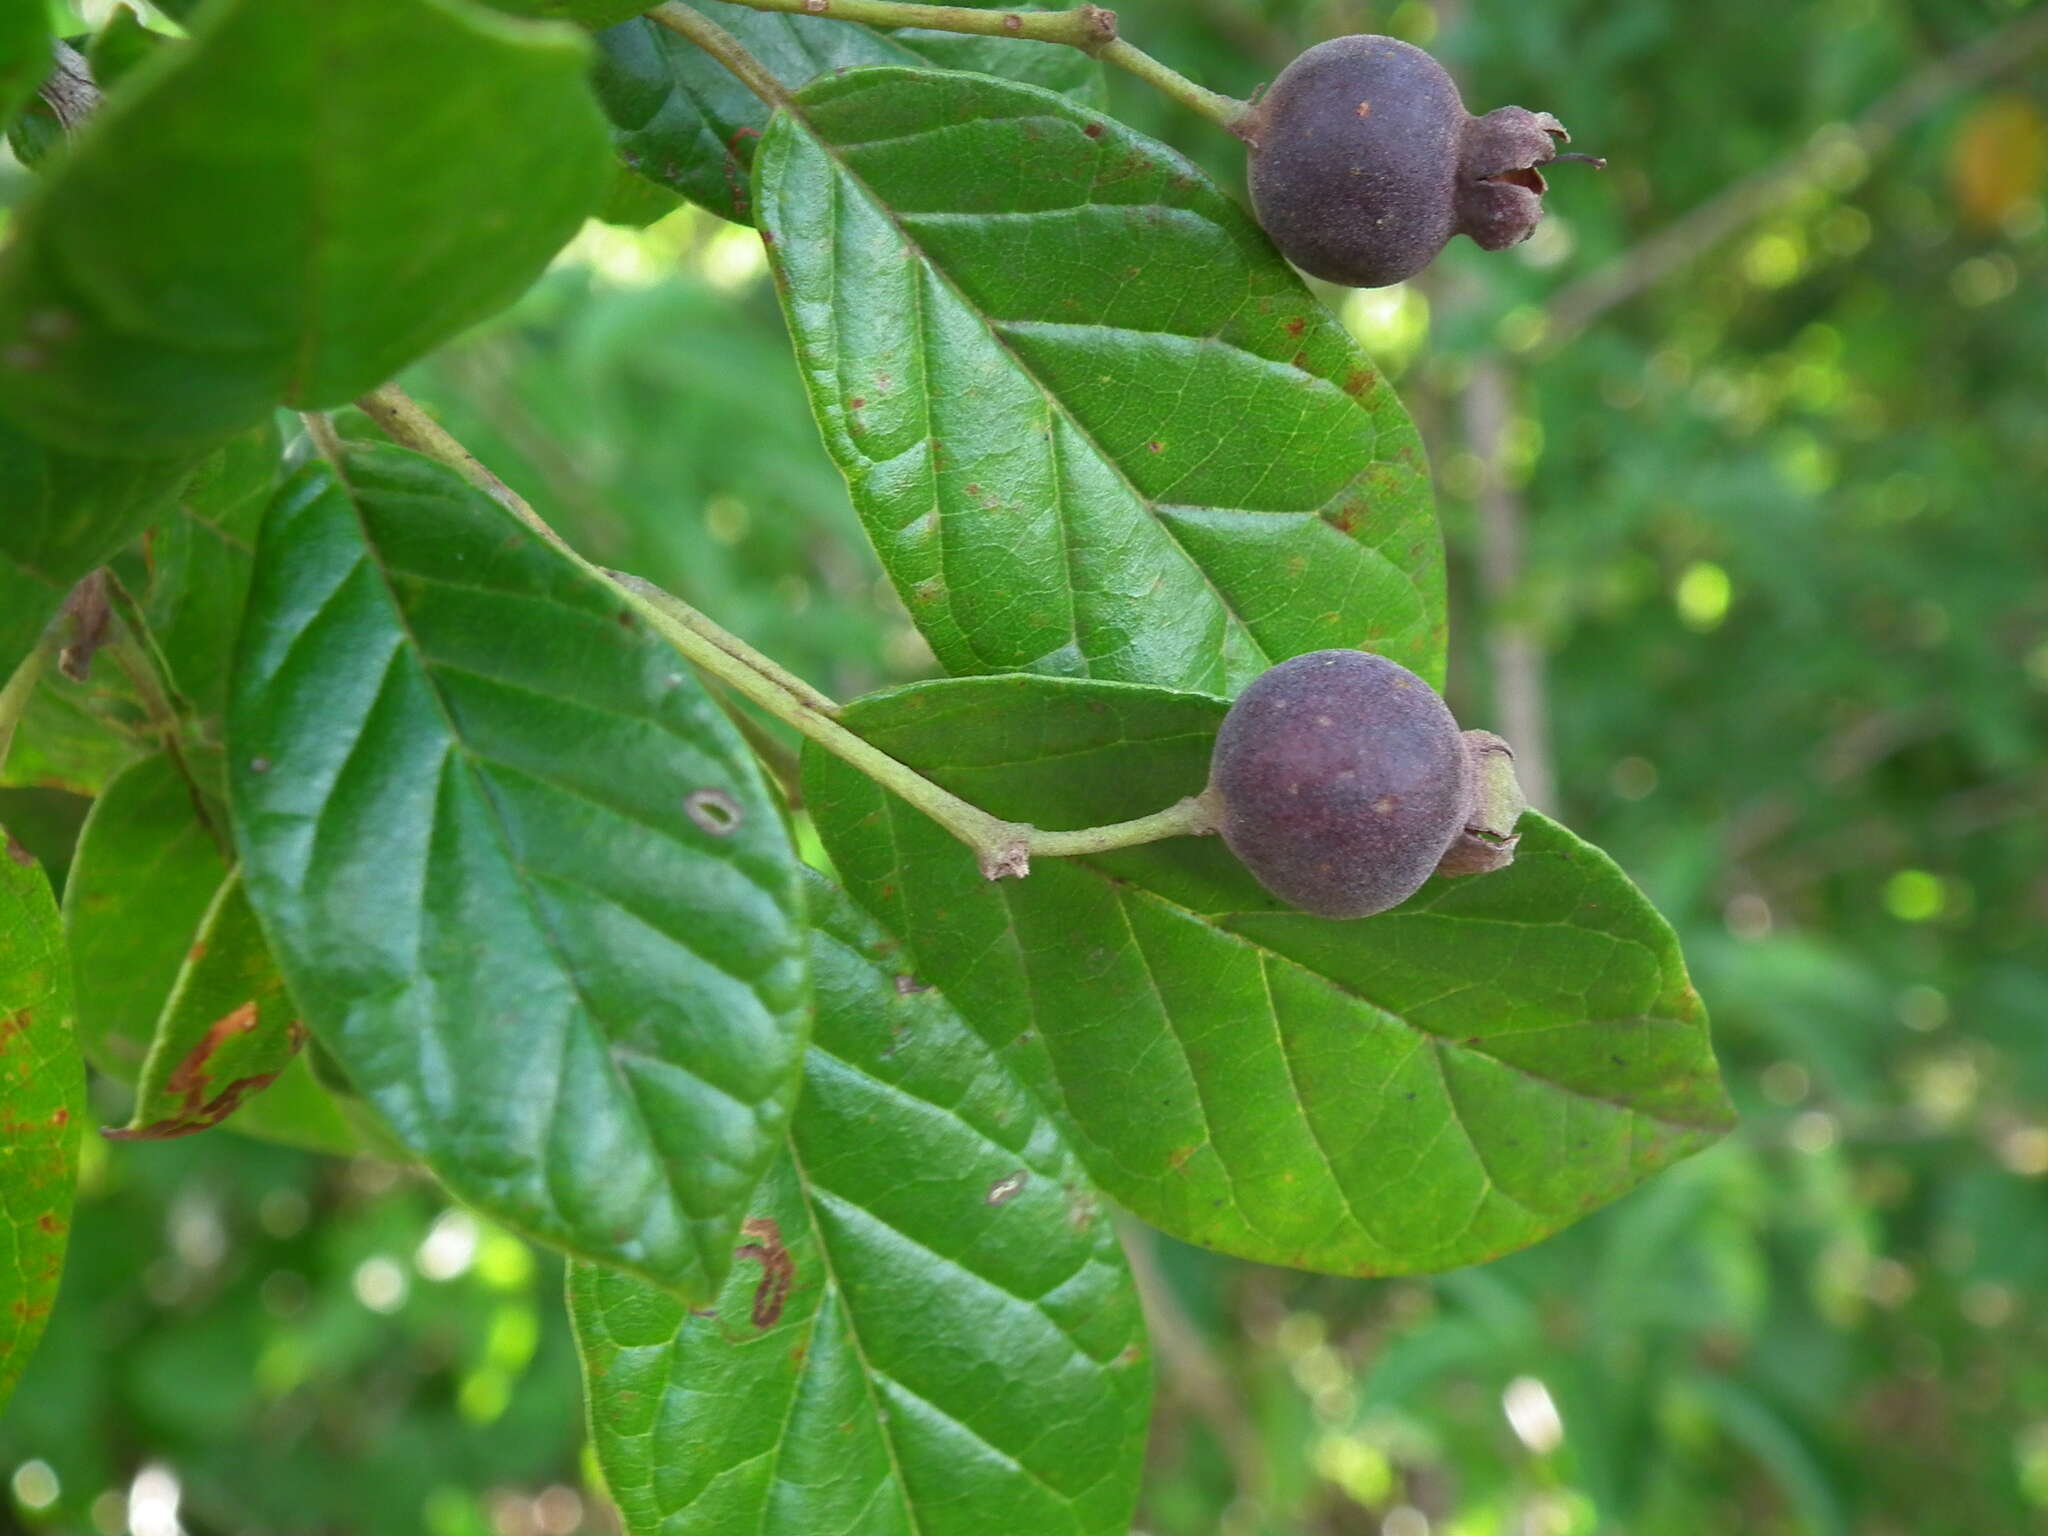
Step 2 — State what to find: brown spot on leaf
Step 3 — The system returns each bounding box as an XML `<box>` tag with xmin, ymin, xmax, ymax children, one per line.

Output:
<box><xmin>735</xmin><ymin>1217</ymin><xmax>794</xmax><ymax>1329</ymax></box>
<box><xmin>35</xmin><ymin>1213</ymin><xmax>61</xmax><ymax>1234</ymax></box>
<box><xmin>4</xmin><ymin>836</ymin><xmax>31</xmax><ymax>867</ymax></box>
<box><xmin>985</xmin><ymin>1170</ymin><xmax>1029</xmax><ymax>1206</ymax></box>
<box><xmin>1343</xmin><ymin>367</ymin><xmax>1376</xmax><ymax>398</ymax></box>
<box><xmin>102</xmin><ymin>1009</ymin><xmax>306</xmax><ymax>1141</ymax></box>
<box><xmin>1284</xmin><ymin>317</ymin><xmax>1305</xmax><ymax>336</ymax></box>
<box><xmin>1083</xmin><ymin>121</ymin><xmax>1104</xmax><ymax>139</ymax></box>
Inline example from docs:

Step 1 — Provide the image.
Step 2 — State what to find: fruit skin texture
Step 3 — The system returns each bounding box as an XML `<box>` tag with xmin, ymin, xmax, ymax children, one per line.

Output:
<box><xmin>1209</xmin><ymin>649</ymin><xmax>1474</xmax><ymax>919</ymax></box>
<box><xmin>1246</xmin><ymin>34</ymin><xmax>1571</xmax><ymax>288</ymax></box>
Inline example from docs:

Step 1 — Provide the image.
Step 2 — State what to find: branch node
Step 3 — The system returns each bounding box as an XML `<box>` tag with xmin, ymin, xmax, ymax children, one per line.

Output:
<box><xmin>979</xmin><ymin>837</ymin><xmax>1032</xmax><ymax>882</ymax></box>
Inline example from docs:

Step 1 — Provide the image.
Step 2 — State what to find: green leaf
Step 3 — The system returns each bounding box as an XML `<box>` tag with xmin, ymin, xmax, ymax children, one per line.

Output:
<box><xmin>0</xmin><ymin>0</ymin><xmax>51</xmax><ymax>135</ymax></box>
<box><xmin>802</xmin><ymin>674</ymin><xmax>1735</xmax><ymax>1276</ymax></box>
<box><xmin>110</xmin><ymin>870</ymin><xmax>317</xmax><ymax>1142</ymax></box>
<box><xmin>0</xmin><ymin>0</ymin><xmax>610</xmax><ymax>457</ymax></box>
<box><xmin>570</xmin><ymin>878</ymin><xmax>1149</xmax><ymax>1536</ymax></box>
<box><xmin>485</xmin><ymin>0</ymin><xmax>649</xmax><ymax>28</ymax></box>
<box><xmin>756</xmin><ymin>68</ymin><xmax>1443</xmax><ymax>696</ymax></box>
<box><xmin>226</xmin><ymin>444</ymin><xmax>811</xmax><ymax>1299</ymax></box>
<box><xmin>0</xmin><ymin>827</ymin><xmax>82</xmax><ymax>1413</ymax></box>
<box><xmin>0</xmin><ymin>414</ymin><xmax>203</xmax><ymax>679</ymax></box>
<box><xmin>62</xmin><ymin>752</ymin><xmax>357</xmax><ymax>1153</ymax></box>
<box><xmin>593</xmin><ymin>8</ymin><xmax>1103</xmax><ymax>226</ymax></box>
<box><xmin>143</xmin><ymin>417</ymin><xmax>285</xmax><ymax>721</ymax></box>
<box><xmin>86</xmin><ymin>5</ymin><xmax>169</xmax><ymax>90</ymax></box>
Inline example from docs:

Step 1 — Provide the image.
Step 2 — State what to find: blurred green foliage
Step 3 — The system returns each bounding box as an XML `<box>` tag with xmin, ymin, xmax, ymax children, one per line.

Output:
<box><xmin>4</xmin><ymin>0</ymin><xmax>2045</xmax><ymax>1533</ymax></box>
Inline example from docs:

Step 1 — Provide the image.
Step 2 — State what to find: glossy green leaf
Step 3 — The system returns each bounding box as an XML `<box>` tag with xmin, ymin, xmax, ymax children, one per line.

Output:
<box><xmin>0</xmin><ymin>414</ymin><xmax>203</xmax><ymax>679</ymax></box>
<box><xmin>593</xmin><ymin>7</ymin><xmax>1103</xmax><ymax>226</ymax></box>
<box><xmin>571</xmin><ymin>878</ymin><xmax>1149</xmax><ymax>1536</ymax></box>
<box><xmin>0</xmin><ymin>0</ymin><xmax>50</xmax><ymax>135</ymax></box>
<box><xmin>226</xmin><ymin>445</ymin><xmax>810</xmax><ymax>1298</ymax></box>
<box><xmin>0</xmin><ymin>0</ymin><xmax>610</xmax><ymax>457</ymax></box>
<box><xmin>757</xmin><ymin>68</ymin><xmax>1442</xmax><ymax>696</ymax></box>
<box><xmin>112</xmin><ymin>870</ymin><xmax>317</xmax><ymax>1141</ymax></box>
<box><xmin>0</xmin><ymin>827</ymin><xmax>82</xmax><ymax>1412</ymax></box>
<box><xmin>62</xmin><ymin>753</ymin><xmax>358</xmax><ymax>1154</ymax></box>
<box><xmin>803</xmin><ymin>675</ymin><xmax>1735</xmax><ymax>1276</ymax></box>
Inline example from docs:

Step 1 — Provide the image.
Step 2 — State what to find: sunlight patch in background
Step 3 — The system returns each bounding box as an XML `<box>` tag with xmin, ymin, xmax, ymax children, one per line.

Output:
<box><xmin>557</xmin><ymin>207</ymin><xmax>771</xmax><ymax>294</ymax></box>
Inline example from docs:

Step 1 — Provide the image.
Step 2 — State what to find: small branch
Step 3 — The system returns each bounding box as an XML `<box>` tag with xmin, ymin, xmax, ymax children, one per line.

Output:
<box><xmin>1545</xmin><ymin>5</ymin><xmax>2048</xmax><ymax>345</ymax></box>
<box><xmin>649</xmin><ymin>2</ymin><xmax>792</xmax><ymax>107</ymax></box>
<box><xmin>39</xmin><ymin>41</ymin><xmax>100</xmax><ymax>133</ymax></box>
<box><xmin>704</xmin><ymin>0</ymin><xmax>1118</xmax><ymax>49</ymax></box>
<box><xmin>299</xmin><ymin>411</ymin><xmax>350</xmax><ymax>476</ymax></box>
<box><xmin>682</xmin><ymin>0</ymin><xmax>1254</xmax><ymax>135</ymax></box>
<box><xmin>356</xmin><ymin>382</ymin><xmax>1210</xmax><ymax>879</ymax></box>
<box><xmin>354</xmin><ymin>387</ymin><xmax>562</xmax><ymax>549</ymax></box>
<box><xmin>605</xmin><ymin>570</ymin><xmax>844</xmax><ymax>721</ymax></box>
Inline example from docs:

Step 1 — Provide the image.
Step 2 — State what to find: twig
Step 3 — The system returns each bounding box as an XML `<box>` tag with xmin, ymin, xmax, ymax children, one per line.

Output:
<box><xmin>38</xmin><ymin>41</ymin><xmax>100</xmax><ymax>132</ymax></box>
<box><xmin>1545</xmin><ymin>5</ymin><xmax>2048</xmax><ymax>345</ymax></box>
<box><xmin>356</xmin><ymin>383</ymin><xmax>1220</xmax><ymax>878</ymax></box>
<box><xmin>675</xmin><ymin>0</ymin><xmax>1254</xmax><ymax>135</ymax></box>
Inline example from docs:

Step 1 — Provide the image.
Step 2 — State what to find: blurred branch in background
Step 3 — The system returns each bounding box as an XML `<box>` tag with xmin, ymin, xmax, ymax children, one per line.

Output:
<box><xmin>1544</xmin><ymin>1</ymin><xmax>2048</xmax><ymax>345</ymax></box>
<box><xmin>1461</xmin><ymin>356</ymin><xmax>1555</xmax><ymax>814</ymax></box>
<box><xmin>1117</xmin><ymin>1216</ymin><xmax>1266</xmax><ymax>1509</ymax></box>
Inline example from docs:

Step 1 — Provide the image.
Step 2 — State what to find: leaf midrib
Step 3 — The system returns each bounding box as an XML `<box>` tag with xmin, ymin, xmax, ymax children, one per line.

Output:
<box><xmin>328</xmin><ymin>478</ymin><xmax>704</xmax><ymax>1291</ymax></box>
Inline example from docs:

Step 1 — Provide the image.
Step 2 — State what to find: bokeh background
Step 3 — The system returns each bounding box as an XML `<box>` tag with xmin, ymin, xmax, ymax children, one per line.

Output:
<box><xmin>5</xmin><ymin>0</ymin><xmax>2047</xmax><ymax>1532</ymax></box>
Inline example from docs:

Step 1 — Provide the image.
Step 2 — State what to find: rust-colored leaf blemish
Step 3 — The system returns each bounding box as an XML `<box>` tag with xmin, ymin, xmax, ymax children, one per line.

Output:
<box><xmin>985</xmin><ymin>1170</ymin><xmax>1029</xmax><ymax>1206</ymax></box>
<box><xmin>849</xmin><ymin>396</ymin><xmax>866</xmax><ymax>409</ymax></box>
<box><xmin>1343</xmin><ymin>367</ymin><xmax>1376</xmax><ymax>398</ymax></box>
<box><xmin>35</xmin><ymin>1213</ymin><xmax>62</xmax><ymax>1234</ymax></box>
<box><xmin>1083</xmin><ymin>121</ymin><xmax>1104</xmax><ymax>139</ymax></box>
<box><xmin>4</xmin><ymin>835</ymin><xmax>32</xmax><ymax>867</ymax></box>
<box><xmin>1165</xmin><ymin>1144</ymin><xmax>1198</xmax><ymax>1173</ymax></box>
<box><xmin>1284</xmin><ymin>317</ymin><xmax>1306</xmax><ymax>336</ymax></box>
<box><xmin>102</xmin><ymin>1003</ymin><xmax>307</xmax><ymax>1141</ymax></box>
<box><xmin>735</xmin><ymin>1217</ymin><xmax>794</xmax><ymax>1329</ymax></box>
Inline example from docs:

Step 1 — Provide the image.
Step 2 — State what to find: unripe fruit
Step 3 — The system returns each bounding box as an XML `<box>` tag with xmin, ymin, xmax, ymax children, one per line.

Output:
<box><xmin>1208</xmin><ymin>650</ymin><xmax>1497</xmax><ymax>918</ymax></box>
<box><xmin>1245</xmin><ymin>35</ymin><xmax>1599</xmax><ymax>288</ymax></box>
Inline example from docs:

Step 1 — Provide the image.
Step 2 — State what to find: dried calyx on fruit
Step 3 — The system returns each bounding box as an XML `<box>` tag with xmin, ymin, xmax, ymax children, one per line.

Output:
<box><xmin>1244</xmin><ymin>34</ymin><xmax>1604</xmax><ymax>288</ymax></box>
<box><xmin>1206</xmin><ymin>650</ymin><xmax>1528</xmax><ymax>919</ymax></box>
